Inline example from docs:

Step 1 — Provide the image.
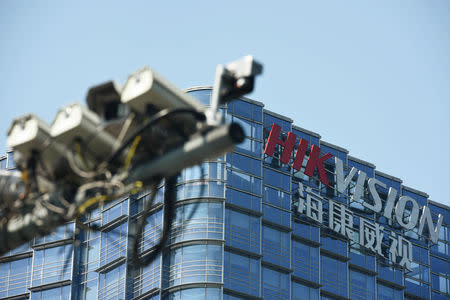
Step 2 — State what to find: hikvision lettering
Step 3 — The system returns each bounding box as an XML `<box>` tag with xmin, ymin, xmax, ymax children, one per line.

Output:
<box><xmin>264</xmin><ymin>123</ymin><xmax>444</xmax><ymax>243</ymax></box>
<box><xmin>264</xmin><ymin>123</ymin><xmax>333</xmax><ymax>186</ymax></box>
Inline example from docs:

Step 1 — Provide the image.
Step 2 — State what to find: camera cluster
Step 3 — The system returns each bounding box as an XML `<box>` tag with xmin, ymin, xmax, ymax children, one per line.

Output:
<box><xmin>0</xmin><ymin>56</ymin><xmax>262</xmax><ymax>261</ymax></box>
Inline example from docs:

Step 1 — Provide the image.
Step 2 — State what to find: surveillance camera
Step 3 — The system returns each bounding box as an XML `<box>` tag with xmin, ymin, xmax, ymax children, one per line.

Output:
<box><xmin>225</xmin><ymin>55</ymin><xmax>263</xmax><ymax>79</ymax></box>
<box><xmin>7</xmin><ymin>114</ymin><xmax>66</xmax><ymax>181</ymax></box>
<box><xmin>121</xmin><ymin>67</ymin><xmax>205</xmax><ymax>114</ymax></box>
<box><xmin>51</xmin><ymin>102</ymin><xmax>118</xmax><ymax>165</ymax></box>
<box><xmin>86</xmin><ymin>81</ymin><xmax>128</xmax><ymax>121</ymax></box>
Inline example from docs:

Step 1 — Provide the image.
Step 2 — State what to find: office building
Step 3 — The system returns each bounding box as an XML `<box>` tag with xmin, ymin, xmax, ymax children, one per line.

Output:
<box><xmin>0</xmin><ymin>88</ymin><xmax>449</xmax><ymax>299</ymax></box>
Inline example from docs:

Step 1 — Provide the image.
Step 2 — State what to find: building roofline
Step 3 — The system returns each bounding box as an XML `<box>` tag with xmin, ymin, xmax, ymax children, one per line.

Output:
<box><xmin>374</xmin><ymin>170</ymin><xmax>403</xmax><ymax>183</ymax></box>
<box><xmin>292</xmin><ymin>124</ymin><xmax>321</xmax><ymax>139</ymax></box>
<box><xmin>321</xmin><ymin>141</ymin><xmax>349</xmax><ymax>154</ymax></box>
<box><xmin>263</xmin><ymin>109</ymin><xmax>293</xmax><ymax>123</ymax></box>
<box><xmin>240</xmin><ymin>96</ymin><xmax>264</xmax><ymax>107</ymax></box>
<box><xmin>402</xmin><ymin>185</ymin><xmax>429</xmax><ymax>198</ymax></box>
<box><xmin>347</xmin><ymin>155</ymin><xmax>375</xmax><ymax>168</ymax></box>
<box><xmin>428</xmin><ymin>199</ymin><xmax>450</xmax><ymax>211</ymax></box>
<box><xmin>184</xmin><ymin>86</ymin><xmax>264</xmax><ymax>107</ymax></box>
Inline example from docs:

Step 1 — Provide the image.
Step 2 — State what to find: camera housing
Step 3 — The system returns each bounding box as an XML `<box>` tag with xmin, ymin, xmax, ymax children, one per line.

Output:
<box><xmin>7</xmin><ymin>114</ymin><xmax>66</xmax><ymax>163</ymax></box>
<box><xmin>51</xmin><ymin>102</ymin><xmax>117</xmax><ymax>165</ymax></box>
<box><xmin>121</xmin><ymin>67</ymin><xmax>204</xmax><ymax>114</ymax></box>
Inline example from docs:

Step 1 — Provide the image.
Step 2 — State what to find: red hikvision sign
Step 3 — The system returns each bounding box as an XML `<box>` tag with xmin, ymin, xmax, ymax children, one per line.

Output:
<box><xmin>264</xmin><ymin>123</ymin><xmax>333</xmax><ymax>186</ymax></box>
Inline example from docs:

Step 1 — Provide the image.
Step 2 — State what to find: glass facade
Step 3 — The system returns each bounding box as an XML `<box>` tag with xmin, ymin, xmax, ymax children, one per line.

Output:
<box><xmin>1</xmin><ymin>88</ymin><xmax>449</xmax><ymax>300</ymax></box>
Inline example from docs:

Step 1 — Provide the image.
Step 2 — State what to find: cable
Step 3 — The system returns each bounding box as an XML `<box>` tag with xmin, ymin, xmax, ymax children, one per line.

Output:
<box><xmin>130</xmin><ymin>164</ymin><xmax>206</xmax><ymax>267</ymax></box>
<box><xmin>130</xmin><ymin>182</ymin><xmax>159</xmax><ymax>263</ymax></box>
<box><xmin>104</xmin><ymin>108</ymin><xmax>205</xmax><ymax>167</ymax></box>
<box><xmin>66</xmin><ymin>148</ymin><xmax>98</xmax><ymax>179</ymax></box>
<box><xmin>123</xmin><ymin>135</ymin><xmax>142</xmax><ymax>170</ymax></box>
<box><xmin>131</xmin><ymin>175</ymin><xmax>177</xmax><ymax>266</ymax></box>
<box><xmin>114</xmin><ymin>112</ymin><xmax>135</xmax><ymax>149</ymax></box>
<box><xmin>19</xmin><ymin>110</ymin><xmax>205</xmax><ymax>266</ymax></box>
<box><xmin>75</xmin><ymin>140</ymin><xmax>90</xmax><ymax>170</ymax></box>
<box><xmin>76</xmin><ymin>195</ymin><xmax>107</xmax><ymax>217</ymax></box>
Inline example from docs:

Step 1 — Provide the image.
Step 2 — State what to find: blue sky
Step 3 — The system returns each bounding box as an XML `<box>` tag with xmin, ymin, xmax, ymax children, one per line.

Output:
<box><xmin>1</xmin><ymin>1</ymin><xmax>449</xmax><ymax>206</ymax></box>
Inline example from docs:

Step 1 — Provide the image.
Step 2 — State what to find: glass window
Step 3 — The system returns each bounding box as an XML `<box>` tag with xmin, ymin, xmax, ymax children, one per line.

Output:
<box><xmin>253</xmin><ymin>105</ymin><xmax>262</xmax><ymax>122</ymax></box>
<box><xmin>292</xmin><ymin>129</ymin><xmax>320</xmax><ymax>149</ymax></box>
<box><xmin>226</xmin><ymin>188</ymin><xmax>261</xmax><ymax>212</ymax></box>
<box><xmin>321</xmin><ymin>255</ymin><xmax>348</xmax><ymax>297</ymax></box>
<box><xmin>0</xmin><ymin>157</ymin><xmax>6</xmax><ymax>169</ymax></box>
<box><xmin>432</xmin><ymin>291</ymin><xmax>449</xmax><ymax>300</ymax></box>
<box><xmin>130</xmin><ymin>188</ymin><xmax>165</xmax><ymax>215</ymax></box>
<box><xmin>181</xmin><ymin>161</ymin><xmax>226</xmax><ymax>182</ymax></box>
<box><xmin>322</xmin><ymin>235</ymin><xmax>347</xmax><ymax>257</ymax></box>
<box><xmin>264</xmin><ymin>186</ymin><xmax>290</xmax><ymax>209</ymax></box>
<box><xmin>264</xmin><ymin>114</ymin><xmax>290</xmax><ymax>133</ymax></box>
<box><xmin>209</xmin><ymin>162</ymin><xmax>226</xmax><ymax>180</ymax></box>
<box><xmin>292</xmin><ymin>240</ymin><xmax>319</xmax><ymax>282</ymax></box>
<box><xmin>31</xmin><ymin>285</ymin><xmax>70</xmax><ymax>300</ymax></box>
<box><xmin>413</xmin><ymin>244</ymin><xmax>429</xmax><ymax>264</ymax></box>
<box><xmin>431</xmin><ymin>241</ymin><xmax>449</xmax><ymax>257</ymax></box>
<box><xmin>232</xmin><ymin>115</ymin><xmax>262</xmax><ymax>140</ymax></box>
<box><xmin>171</xmin><ymin>202</ymin><xmax>223</xmax><ymax>243</ymax></box>
<box><xmin>102</xmin><ymin>199</ymin><xmax>128</xmax><ymax>225</ymax></box>
<box><xmin>431</xmin><ymin>256</ymin><xmax>449</xmax><ymax>276</ymax></box>
<box><xmin>6</xmin><ymin>152</ymin><xmax>15</xmax><ymax>169</ymax></box>
<box><xmin>263</xmin><ymin>168</ymin><xmax>290</xmax><ymax>192</ymax></box>
<box><xmin>32</xmin><ymin>244</ymin><xmax>72</xmax><ymax>287</ymax></box>
<box><xmin>228</xmin><ymin>152</ymin><xmax>261</xmax><ymax>177</ymax></box>
<box><xmin>78</xmin><ymin>227</ymin><xmax>101</xmax><ymax>294</ymax></box>
<box><xmin>98</xmin><ymin>263</ymin><xmax>125</xmax><ymax>300</ymax></box>
<box><xmin>184</xmin><ymin>163</ymin><xmax>208</xmax><ymax>181</ymax></box>
<box><xmin>235</xmin><ymin>138</ymin><xmax>262</xmax><ymax>157</ymax></box>
<box><xmin>2</xmin><ymin>241</ymin><xmax>31</xmax><ymax>257</ymax></box>
<box><xmin>178</xmin><ymin>182</ymin><xmax>206</xmax><ymax>199</ymax></box>
<box><xmin>225</xmin><ymin>209</ymin><xmax>260</xmax><ymax>253</ymax></box>
<box><xmin>429</xmin><ymin>203</ymin><xmax>450</xmax><ymax>227</ymax></box>
<box><xmin>349</xmin><ymin>270</ymin><xmax>375</xmax><ymax>300</ymax></box>
<box><xmin>263</xmin><ymin>147</ymin><xmax>292</xmax><ymax>172</ymax></box>
<box><xmin>141</xmin><ymin>209</ymin><xmax>163</xmax><ymax>251</ymax></box>
<box><xmin>227</xmin><ymin>169</ymin><xmax>261</xmax><ymax>195</ymax></box>
<box><xmin>163</xmin><ymin>244</ymin><xmax>222</xmax><ymax>287</ymax></box>
<box><xmin>431</xmin><ymin>273</ymin><xmax>450</xmax><ymax>294</ymax></box>
<box><xmin>0</xmin><ymin>257</ymin><xmax>32</xmax><ymax>298</ymax></box>
<box><xmin>407</xmin><ymin>262</ymin><xmax>429</xmax><ymax>282</ymax></box>
<box><xmin>134</xmin><ymin>254</ymin><xmax>160</xmax><ymax>297</ymax></box>
<box><xmin>377</xmin><ymin>262</ymin><xmax>403</xmax><ymax>285</ymax></box>
<box><xmin>165</xmin><ymin>287</ymin><xmax>221</xmax><ymax>300</ymax></box>
<box><xmin>405</xmin><ymin>277</ymin><xmax>430</xmax><ymax>299</ymax></box>
<box><xmin>263</xmin><ymin>204</ymin><xmax>290</xmax><ymax>227</ymax></box>
<box><xmin>100</xmin><ymin>222</ymin><xmax>127</xmax><ymax>266</ymax></box>
<box><xmin>224</xmin><ymin>251</ymin><xmax>259</xmax><ymax>296</ymax></box>
<box><xmin>348</xmin><ymin>159</ymin><xmax>374</xmax><ymax>178</ymax></box>
<box><xmin>349</xmin><ymin>248</ymin><xmax>375</xmax><ymax>271</ymax></box>
<box><xmin>293</xmin><ymin>221</ymin><xmax>319</xmax><ymax>242</ymax></box>
<box><xmin>377</xmin><ymin>283</ymin><xmax>403</xmax><ymax>300</ymax></box>
<box><xmin>262</xmin><ymin>225</ymin><xmax>290</xmax><ymax>268</ymax></box>
<box><xmin>262</xmin><ymin>267</ymin><xmax>289</xmax><ymax>299</ymax></box>
<box><xmin>81</xmin><ymin>277</ymin><xmax>98</xmax><ymax>300</ymax></box>
<box><xmin>224</xmin><ymin>293</ymin><xmax>246</xmax><ymax>300</ymax></box>
<box><xmin>293</xmin><ymin>161</ymin><xmax>321</xmax><ymax>190</ymax></box>
<box><xmin>209</xmin><ymin>181</ymin><xmax>225</xmax><ymax>198</ymax></box>
<box><xmin>35</xmin><ymin>222</ymin><xmax>74</xmax><ymax>245</ymax></box>
<box><xmin>292</xmin><ymin>281</ymin><xmax>319</xmax><ymax>300</ymax></box>
<box><xmin>232</xmin><ymin>100</ymin><xmax>253</xmax><ymax>120</ymax></box>
<box><xmin>402</xmin><ymin>189</ymin><xmax>427</xmax><ymax>207</ymax></box>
